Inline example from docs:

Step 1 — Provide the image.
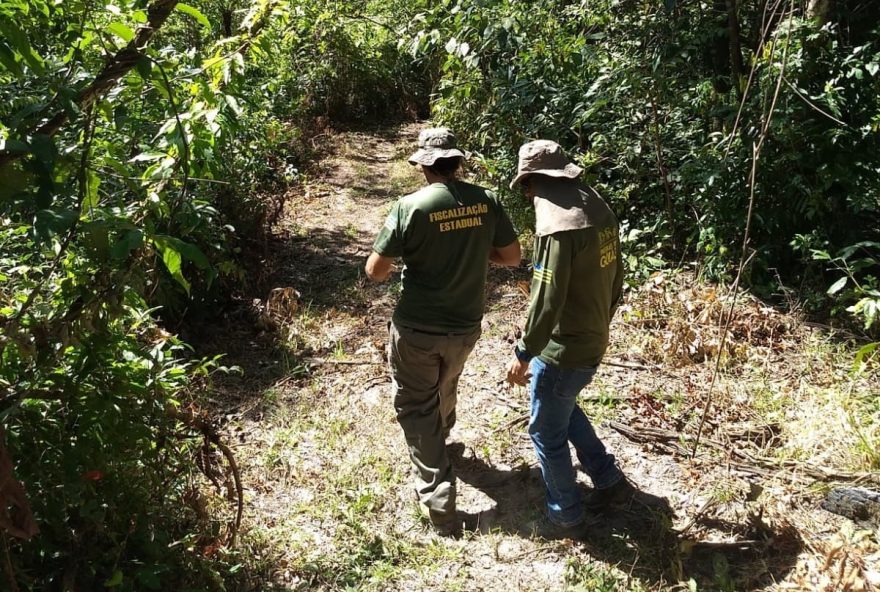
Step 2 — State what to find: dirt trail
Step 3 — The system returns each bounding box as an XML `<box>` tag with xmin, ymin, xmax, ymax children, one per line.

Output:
<box><xmin>202</xmin><ymin>124</ymin><xmax>873</xmax><ymax>591</ymax></box>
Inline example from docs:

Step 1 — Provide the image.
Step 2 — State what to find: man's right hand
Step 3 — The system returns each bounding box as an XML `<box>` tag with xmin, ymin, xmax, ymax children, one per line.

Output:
<box><xmin>506</xmin><ymin>356</ymin><xmax>531</xmax><ymax>386</ymax></box>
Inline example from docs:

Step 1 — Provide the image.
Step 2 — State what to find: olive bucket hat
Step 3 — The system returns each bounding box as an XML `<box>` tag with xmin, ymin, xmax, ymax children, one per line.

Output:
<box><xmin>408</xmin><ymin>127</ymin><xmax>466</xmax><ymax>166</ymax></box>
<box><xmin>510</xmin><ymin>140</ymin><xmax>583</xmax><ymax>189</ymax></box>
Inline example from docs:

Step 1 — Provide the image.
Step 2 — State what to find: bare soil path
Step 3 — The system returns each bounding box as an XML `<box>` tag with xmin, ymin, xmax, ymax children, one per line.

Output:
<box><xmin>199</xmin><ymin>124</ymin><xmax>879</xmax><ymax>591</ymax></box>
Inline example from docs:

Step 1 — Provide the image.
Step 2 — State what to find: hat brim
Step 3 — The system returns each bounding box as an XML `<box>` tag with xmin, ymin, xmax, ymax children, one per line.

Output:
<box><xmin>509</xmin><ymin>163</ymin><xmax>583</xmax><ymax>190</ymax></box>
<box><xmin>408</xmin><ymin>147</ymin><xmax>466</xmax><ymax>166</ymax></box>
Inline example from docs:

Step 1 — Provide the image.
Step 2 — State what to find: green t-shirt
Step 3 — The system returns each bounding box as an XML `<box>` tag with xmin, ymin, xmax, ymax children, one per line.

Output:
<box><xmin>373</xmin><ymin>181</ymin><xmax>517</xmax><ymax>332</ymax></box>
<box><xmin>517</xmin><ymin>189</ymin><xmax>624</xmax><ymax>368</ymax></box>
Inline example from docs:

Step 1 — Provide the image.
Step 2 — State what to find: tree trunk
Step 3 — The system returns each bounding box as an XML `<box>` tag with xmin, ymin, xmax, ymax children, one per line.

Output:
<box><xmin>222</xmin><ymin>8</ymin><xmax>234</xmax><ymax>36</ymax></box>
<box><xmin>808</xmin><ymin>0</ymin><xmax>834</xmax><ymax>24</ymax></box>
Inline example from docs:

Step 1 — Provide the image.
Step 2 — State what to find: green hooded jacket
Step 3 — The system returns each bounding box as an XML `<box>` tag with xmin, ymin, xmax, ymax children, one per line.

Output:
<box><xmin>517</xmin><ymin>181</ymin><xmax>624</xmax><ymax>368</ymax></box>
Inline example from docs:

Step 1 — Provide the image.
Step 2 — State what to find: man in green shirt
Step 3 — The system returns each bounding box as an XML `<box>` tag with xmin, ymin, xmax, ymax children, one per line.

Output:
<box><xmin>506</xmin><ymin>140</ymin><xmax>633</xmax><ymax>539</ymax></box>
<box><xmin>366</xmin><ymin>128</ymin><xmax>521</xmax><ymax>535</ymax></box>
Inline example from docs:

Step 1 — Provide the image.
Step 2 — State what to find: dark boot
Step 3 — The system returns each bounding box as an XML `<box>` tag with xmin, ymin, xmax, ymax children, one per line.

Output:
<box><xmin>585</xmin><ymin>477</ymin><xmax>635</xmax><ymax>512</ymax></box>
<box><xmin>528</xmin><ymin>515</ymin><xmax>590</xmax><ymax>540</ymax></box>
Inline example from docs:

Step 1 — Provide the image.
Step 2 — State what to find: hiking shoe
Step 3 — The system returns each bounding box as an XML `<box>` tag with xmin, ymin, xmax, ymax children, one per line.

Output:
<box><xmin>428</xmin><ymin>509</ymin><xmax>463</xmax><ymax>537</ymax></box>
<box><xmin>528</xmin><ymin>515</ymin><xmax>590</xmax><ymax>540</ymax></box>
<box><xmin>418</xmin><ymin>503</ymin><xmax>462</xmax><ymax>537</ymax></box>
<box><xmin>585</xmin><ymin>478</ymin><xmax>635</xmax><ymax>512</ymax></box>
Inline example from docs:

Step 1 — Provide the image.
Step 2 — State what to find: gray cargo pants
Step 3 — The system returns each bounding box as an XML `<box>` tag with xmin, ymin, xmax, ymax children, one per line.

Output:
<box><xmin>389</xmin><ymin>322</ymin><xmax>481</xmax><ymax>516</ymax></box>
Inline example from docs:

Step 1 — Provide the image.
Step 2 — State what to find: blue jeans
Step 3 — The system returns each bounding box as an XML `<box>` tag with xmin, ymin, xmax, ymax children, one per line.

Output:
<box><xmin>528</xmin><ymin>357</ymin><xmax>622</xmax><ymax>526</ymax></box>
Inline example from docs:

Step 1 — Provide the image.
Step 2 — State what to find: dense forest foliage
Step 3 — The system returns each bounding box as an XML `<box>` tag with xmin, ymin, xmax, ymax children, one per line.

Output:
<box><xmin>0</xmin><ymin>0</ymin><xmax>877</xmax><ymax>589</ymax></box>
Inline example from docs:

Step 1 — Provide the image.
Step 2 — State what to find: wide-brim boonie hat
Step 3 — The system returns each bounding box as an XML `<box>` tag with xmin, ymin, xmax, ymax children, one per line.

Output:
<box><xmin>408</xmin><ymin>127</ymin><xmax>466</xmax><ymax>166</ymax></box>
<box><xmin>510</xmin><ymin>140</ymin><xmax>583</xmax><ymax>189</ymax></box>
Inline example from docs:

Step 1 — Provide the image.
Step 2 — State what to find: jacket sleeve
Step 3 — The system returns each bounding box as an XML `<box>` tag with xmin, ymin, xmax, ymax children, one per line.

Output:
<box><xmin>518</xmin><ymin>234</ymin><xmax>572</xmax><ymax>358</ymax></box>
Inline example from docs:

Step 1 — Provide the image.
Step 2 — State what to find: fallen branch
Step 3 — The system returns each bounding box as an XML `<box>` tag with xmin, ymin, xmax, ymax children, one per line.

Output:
<box><xmin>494</xmin><ymin>413</ymin><xmax>528</xmax><ymax>433</ymax></box>
<box><xmin>604</xmin><ymin>360</ymin><xmax>657</xmax><ymax>371</ymax></box>
<box><xmin>821</xmin><ymin>487</ymin><xmax>880</xmax><ymax>524</ymax></box>
<box><xmin>166</xmin><ymin>406</ymin><xmax>243</xmax><ymax>546</ymax></box>
<box><xmin>681</xmin><ymin>538</ymin><xmax>764</xmax><ymax>552</ymax></box>
<box><xmin>603</xmin><ymin>358</ymin><xmax>685</xmax><ymax>382</ymax></box>
<box><xmin>609</xmin><ymin>420</ymin><xmax>878</xmax><ymax>485</ymax></box>
<box><xmin>304</xmin><ymin>357</ymin><xmax>383</xmax><ymax>366</ymax></box>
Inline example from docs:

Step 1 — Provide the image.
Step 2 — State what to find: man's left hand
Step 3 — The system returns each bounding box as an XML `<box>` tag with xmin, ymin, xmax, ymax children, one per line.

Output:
<box><xmin>506</xmin><ymin>357</ymin><xmax>531</xmax><ymax>386</ymax></box>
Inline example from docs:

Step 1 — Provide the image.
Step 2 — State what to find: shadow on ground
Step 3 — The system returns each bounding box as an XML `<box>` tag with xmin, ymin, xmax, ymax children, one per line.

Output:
<box><xmin>450</xmin><ymin>443</ymin><xmax>803</xmax><ymax>591</ymax></box>
<box><xmin>185</xmin><ymin>223</ymin><xmax>387</xmax><ymax>416</ymax></box>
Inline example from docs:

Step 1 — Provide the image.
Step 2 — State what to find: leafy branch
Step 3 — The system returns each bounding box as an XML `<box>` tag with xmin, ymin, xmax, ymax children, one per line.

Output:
<box><xmin>0</xmin><ymin>0</ymin><xmax>180</xmax><ymax>167</ymax></box>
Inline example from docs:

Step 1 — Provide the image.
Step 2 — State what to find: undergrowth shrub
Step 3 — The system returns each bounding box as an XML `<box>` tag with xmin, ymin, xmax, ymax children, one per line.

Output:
<box><xmin>0</xmin><ymin>0</ymin><xmax>436</xmax><ymax>587</ymax></box>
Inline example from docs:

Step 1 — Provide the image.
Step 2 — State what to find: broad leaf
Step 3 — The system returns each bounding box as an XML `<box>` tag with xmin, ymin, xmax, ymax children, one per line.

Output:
<box><xmin>176</xmin><ymin>4</ymin><xmax>210</xmax><ymax>29</ymax></box>
<box><xmin>827</xmin><ymin>276</ymin><xmax>847</xmax><ymax>295</ymax></box>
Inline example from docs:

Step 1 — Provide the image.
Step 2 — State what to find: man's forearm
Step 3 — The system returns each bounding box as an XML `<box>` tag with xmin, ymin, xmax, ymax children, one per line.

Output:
<box><xmin>365</xmin><ymin>252</ymin><xmax>395</xmax><ymax>282</ymax></box>
<box><xmin>489</xmin><ymin>240</ymin><xmax>522</xmax><ymax>267</ymax></box>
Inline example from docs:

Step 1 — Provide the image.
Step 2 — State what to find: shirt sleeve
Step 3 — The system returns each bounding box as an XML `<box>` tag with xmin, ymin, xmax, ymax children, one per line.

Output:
<box><xmin>518</xmin><ymin>233</ymin><xmax>572</xmax><ymax>357</ymax></box>
<box><xmin>372</xmin><ymin>201</ymin><xmax>405</xmax><ymax>257</ymax></box>
<box><xmin>491</xmin><ymin>192</ymin><xmax>518</xmax><ymax>247</ymax></box>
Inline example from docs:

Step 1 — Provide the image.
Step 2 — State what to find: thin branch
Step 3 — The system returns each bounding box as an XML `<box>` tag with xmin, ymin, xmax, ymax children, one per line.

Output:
<box><xmin>782</xmin><ymin>76</ymin><xmax>852</xmax><ymax>128</ymax></box>
<box><xmin>99</xmin><ymin>169</ymin><xmax>230</xmax><ymax>185</ymax></box>
<box><xmin>692</xmin><ymin>3</ymin><xmax>795</xmax><ymax>458</ymax></box>
<box><xmin>1</xmin><ymin>534</ymin><xmax>20</xmax><ymax>592</ymax></box>
<box><xmin>10</xmin><ymin>105</ymin><xmax>98</xmax><ymax>324</ymax></box>
<box><xmin>148</xmin><ymin>56</ymin><xmax>191</xmax><ymax>212</ymax></box>
<box><xmin>724</xmin><ymin>0</ymin><xmax>786</xmax><ymax>157</ymax></box>
<box><xmin>166</xmin><ymin>407</ymin><xmax>244</xmax><ymax>546</ymax></box>
<box><xmin>649</xmin><ymin>89</ymin><xmax>677</xmax><ymax>249</ymax></box>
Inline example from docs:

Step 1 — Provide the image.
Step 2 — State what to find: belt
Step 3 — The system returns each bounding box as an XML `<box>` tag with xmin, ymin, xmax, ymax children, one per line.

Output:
<box><xmin>398</xmin><ymin>324</ymin><xmax>472</xmax><ymax>337</ymax></box>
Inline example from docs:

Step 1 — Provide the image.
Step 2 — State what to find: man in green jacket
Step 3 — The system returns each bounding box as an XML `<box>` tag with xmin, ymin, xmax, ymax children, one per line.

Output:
<box><xmin>506</xmin><ymin>140</ymin><xmax>632</xmax><ymax>539</ymax></box>
<box><xmin>366</xmin><ymin>128</ymin><xmax>521</xmax><ymax>535</ymax></box>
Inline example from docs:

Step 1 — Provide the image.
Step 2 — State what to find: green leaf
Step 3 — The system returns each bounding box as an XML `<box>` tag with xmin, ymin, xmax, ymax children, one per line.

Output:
<box><xmin>33</xmin><ymin>209</ymin><xmax>77</xmax><ymax>239</ymax></box>
<box><xmin>153</xmin><ymin>236</ymin><xmax>190</xmax><ymax>294</ymax></box>
<box><xmin>110</xmin><ymin>229</ymin><xmax>144</xmax><ymax>260</ymax></box>
<box><xmin>28</xmin><ymin>134</ymin><xmax>56</xmax><ymax>168</ymax></box>
<box><xmin>827</xmin><ymin>276</ymin><xmax>847</xmax><ymax>295</ymax></box>
<box><xmin>81</xmin><ymin>220</ymin><xmax>110</xmax><ymax>260</ymax></box>
<box><xmin>0</xmin><ymin>20</ymin><xmax>43</xmax><ymax>73</ymax></box>
<box><xmin>9</xmin><ymin>101</ymin><xmax>46</xmax><ymax>128</ymax></box>
<box><xmin>224</xmin><ymin>95</ymin><xmax>242</xmax><ymax>116</ymax></box>
<box><xmin>135</xmin><ymin>55</ymin><xmax>152</xmax><ymax>80</ymax></box>
<box><xmin>83</xmin><ymin>170</ymin><xmax>101</xmax><ymax>210</ymax></box>
<box><xmin>0</xmin><ymin>42</ymin><xmax>23</xmax><ymax>77</ymax></box>
<box><xmin>0</xmin><ymin>138</ymin><xmax>29</xmax><ymax>154</ymax></box>
<box><xmin>106</xmin><ymin>22</ymin><xmax>135</xmax><ymax>43</ymax></box>
<box><xmin>853</xmin><ymin>342</ymin><xmax>878</xmax><ymax>371</ymax></box>
<box><xmin>176</xmin><ymin>3</ymin><xmax>210</xmax><ymax>29</ymax></box>
<box><xmin>104</xmin><ymin>569</ymin><xmax>123</xmax><ymax>588</ymax></box>
<box><xmin>129</xmin><ymin>151</ymin><xmax>166</xmax><ymax>163</ymax></box>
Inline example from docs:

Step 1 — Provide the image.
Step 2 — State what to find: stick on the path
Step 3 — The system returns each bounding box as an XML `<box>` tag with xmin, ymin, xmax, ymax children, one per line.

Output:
<box><xmin>609</xmin><ymin>420</ymin><xmax>878</xmax><ymax>484</ymax></box>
